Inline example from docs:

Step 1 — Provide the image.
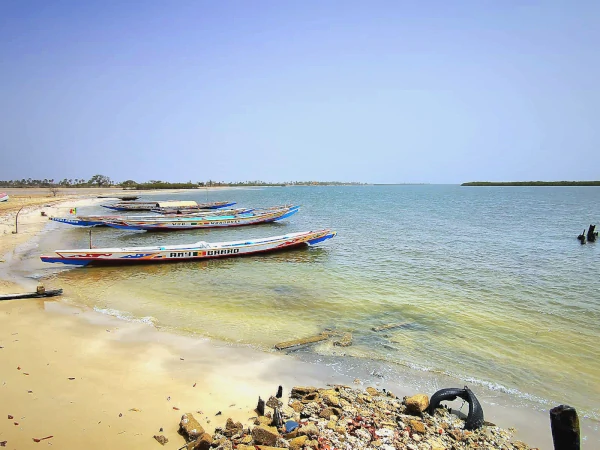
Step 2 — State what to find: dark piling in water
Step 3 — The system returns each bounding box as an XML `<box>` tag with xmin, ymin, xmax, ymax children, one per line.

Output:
<box><xmin>550</xmin><ymin>404</ymin><xmax>580</xmax><ymax>450</ymax></box>
<box><xmin>587</xmin><ymin>224</ymin><xmax>597</xmax><ymax>243</ymax></box>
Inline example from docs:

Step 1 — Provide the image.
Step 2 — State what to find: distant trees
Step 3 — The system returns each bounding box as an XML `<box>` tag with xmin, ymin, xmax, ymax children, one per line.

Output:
<box><xmin>462</xmin><ymin>181</ymin><xmax>600</xmax><ymax>186</ymax></box>
<box><xmin>121</xmin><ymin>180</ymin><xmax>137</xmax><ymax>188</ymax></box>
<box><xmin>0</xmin><ymin>176</ymin><xmax>368</xmax><ymax>189</ymax></box>
<box><xmin>88</xmin><ymin>174</ymin><xmax>112</xmax><ymax>187</ymax></box>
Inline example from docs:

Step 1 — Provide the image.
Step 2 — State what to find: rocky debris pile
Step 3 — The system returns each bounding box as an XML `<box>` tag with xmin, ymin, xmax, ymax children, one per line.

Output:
<box><xmin>175</xmin><ymin>385</ymin><xmax>537</xmax><ymax>450</ymax></box>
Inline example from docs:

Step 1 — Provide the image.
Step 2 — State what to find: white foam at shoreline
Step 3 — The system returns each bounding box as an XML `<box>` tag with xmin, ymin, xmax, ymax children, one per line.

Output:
<box><xmin>93</xmin><ymin>306</ymin><xmax>157</xmax><ymax>326</ymax></box>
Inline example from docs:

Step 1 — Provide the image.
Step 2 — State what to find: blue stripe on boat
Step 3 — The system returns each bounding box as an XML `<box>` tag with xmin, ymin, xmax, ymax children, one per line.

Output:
<box><xmin>307</xmin><ymin>233</ymin><xmax>336</xmax><ymax>245</ymax></box>
<box><xmin>272</xmin><ymin>208</ymin><xmax>299</xmax><ymax>221</ymax></box>
<box><xmin>40</xmin><ymin>258</ymin><xmax>91</xmax><ymax>266</ymax></box>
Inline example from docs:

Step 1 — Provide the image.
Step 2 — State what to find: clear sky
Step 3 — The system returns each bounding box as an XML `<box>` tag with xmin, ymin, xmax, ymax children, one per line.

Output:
<box><xmin>1</xmin><ymin>1</ymin><xmax>598</xmax><ymax>184</ymax></box>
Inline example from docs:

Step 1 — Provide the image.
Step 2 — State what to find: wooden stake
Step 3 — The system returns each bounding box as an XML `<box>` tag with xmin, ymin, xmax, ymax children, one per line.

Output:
<box><xmin>256</xmin><ymin>397</ymin><xmax>265</xmax><ymax>416</ymax></box>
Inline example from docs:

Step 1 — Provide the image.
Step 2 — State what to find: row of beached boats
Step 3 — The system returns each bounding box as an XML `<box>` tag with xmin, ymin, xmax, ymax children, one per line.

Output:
<box><xmin>51</xmin><ymin>204</ymin><xmax>300</xmax><ymax>230</ymax></box>
<box><xmin>41</xmin><ymin>198</ymin><xmax>336</xmax><ymax>266</ymax></box>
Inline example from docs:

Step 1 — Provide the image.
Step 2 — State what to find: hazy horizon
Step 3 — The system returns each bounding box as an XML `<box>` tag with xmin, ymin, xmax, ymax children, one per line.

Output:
<box><xmin>1</xmin><ymin>1</ymin><xmax>598</xmax><ymax>184</ymax></box>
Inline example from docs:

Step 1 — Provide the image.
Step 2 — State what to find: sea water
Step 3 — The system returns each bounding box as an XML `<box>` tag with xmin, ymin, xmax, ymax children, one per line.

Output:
<box><xmin>20</xmin><ymin>185</ymin><xmax>600</xmax><ymax>430</ymax></box>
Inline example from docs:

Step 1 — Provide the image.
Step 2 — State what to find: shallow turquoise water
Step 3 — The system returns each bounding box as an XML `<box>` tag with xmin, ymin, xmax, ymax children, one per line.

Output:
<box><xmin>25</xmin><ymin>185</ymin><xmax>600</xmax><ymax>423</ymax></box>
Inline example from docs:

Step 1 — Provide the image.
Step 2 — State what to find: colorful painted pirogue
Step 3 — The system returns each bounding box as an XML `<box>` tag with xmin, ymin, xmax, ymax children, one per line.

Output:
<box><xmin>102</xmin><ymin>200</ymin><xmax>236</xmax><ymax>211</ymax></box>
<box><xmin>40</xmin><ymin>229</ymin><xmax>336</xmax><ymax>266</ymax></box>
<box><xmin>51</xmin><ymin>207</ymin><xmax>254</xmax><ymax>227</ymax></box>
<box><xmin>0</xmin><ymin>192</ymin><xmax>8</xmax><ymax>202</ymax></box>
<box><xmin>153</xmin><ymin>203</ymin><xmax>294</xmax><ymax>215</ymax></box>
<box><xmin>104</xmin><ymin>205</ymin><xmax>300</xmax><ymax>231</ymax></box>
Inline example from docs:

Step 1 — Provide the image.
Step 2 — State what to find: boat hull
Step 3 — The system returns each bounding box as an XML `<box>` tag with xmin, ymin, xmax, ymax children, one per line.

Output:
<box><xmin>104</xmin><ymin>206</ymin><xmax>299</xmax><ymax>231</ymax></box>
<box><xmin>0</xmin><ymin>193</ymin><xmax>8</xmax><ymax>202</ymax></box>
<box><xmin>51</xmin><ymin>208</ymin><xmax>254</xmax><ymax>227</ymax></box>
<box><xmin>102</xmin><ymin>201</ymin><xmax>236</xmax><ymax>212</ymax></box>
<box><xmin>40</xmin><ymin>229</ymin><xmax>336</xmax><ymax>266</ymax></box>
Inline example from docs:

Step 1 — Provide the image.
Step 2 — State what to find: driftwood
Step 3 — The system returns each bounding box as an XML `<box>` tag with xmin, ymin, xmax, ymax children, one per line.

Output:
<box><xmin>550</xmin><ymin>404</ymin><xmax>580</xmax><ymax>450</ymax></box>
<box><xmin>274</xmin><ymin>334</ymin><xmax>330</xmax><ymax>350</ymax></box>
<box><xmin>372</xmin><ymin>322</ymin><xmax>409</xmax><ymax>332</ymax></box>
<box><xmin>0</xmin><ymin>288</ymin><xmax>63</xmax><ymax>301</ymax></box>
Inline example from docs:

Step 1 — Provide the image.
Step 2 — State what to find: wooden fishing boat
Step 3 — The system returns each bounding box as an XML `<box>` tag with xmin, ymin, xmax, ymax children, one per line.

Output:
<box><xmin>153</xmin><ymin>203</ymin><xmax>292</xmax><ymax>215</ymax></box>
<box><xmin>104</xmin><ymin>206</ymin><xmax>300</xmax><ymax>231</ymax></box>
<box><xmin>40</xmin><ymin>229</ymin><xmax>336</xmax><ymax>266</ymax></box>
<box><xmin>97</xmin><ymin>195</ymin><xmax>140</xmax><ymax>200</ymax></box>
<box><xmin>102</xmin><ymin>200</ymin><xmax>236</xmax><ymax>211</ymax></box>
<box><xmin>0</xmin><ymin>192</ymin><xmax>8</xmax><ymax>202</ymax></box>
<box><xmin>0</xmin><ymin>288</ymin><xmax>63</xmax><ymax>301</ymax></box>
<box><xmin>51</xmin><ymin>208</ymin><xmax>253</xmax><ymax>227</ymax></box>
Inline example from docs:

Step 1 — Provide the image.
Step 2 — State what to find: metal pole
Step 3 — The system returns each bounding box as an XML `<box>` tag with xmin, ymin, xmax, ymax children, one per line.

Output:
<box><xmin>89</xmin><ymin>229</ymin><xmax>92</xmax><ymax>249</ymax></box>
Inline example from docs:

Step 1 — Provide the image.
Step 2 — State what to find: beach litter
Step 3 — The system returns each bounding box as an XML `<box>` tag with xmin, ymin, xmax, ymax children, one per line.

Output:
<box><xmin>173</xmin><ymin>385</ymin><xmax>538</xmax><ymax>450</ymax></box>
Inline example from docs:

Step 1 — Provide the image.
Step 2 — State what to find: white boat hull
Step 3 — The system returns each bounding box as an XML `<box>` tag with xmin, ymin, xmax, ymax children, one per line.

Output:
<box><xmin>40</xmin><ymin>230</ymin><xmax>336</xmax><ymax>266</ymax></box>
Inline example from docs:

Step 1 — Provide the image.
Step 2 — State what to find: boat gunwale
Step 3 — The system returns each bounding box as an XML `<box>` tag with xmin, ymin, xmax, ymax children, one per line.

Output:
<box><xmin>43</xmin><ymin>230</ymin><xmax>333</xmax><ymax>255</ymax></box>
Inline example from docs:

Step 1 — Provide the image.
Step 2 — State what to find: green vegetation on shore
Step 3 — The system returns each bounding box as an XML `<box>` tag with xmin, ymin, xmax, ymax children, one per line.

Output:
<box><xmin>0</xmin><ymin>175</ymin><xmax>365</xmax><ymax>189</ymax></box>
<box><xmin>462</xmin><ymin>181</ymin><xmax>600</xmax><ymax>186</ymax></box>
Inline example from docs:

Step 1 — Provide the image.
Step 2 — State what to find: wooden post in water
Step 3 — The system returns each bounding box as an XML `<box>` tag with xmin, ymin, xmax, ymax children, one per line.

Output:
<box><xmin>550</xmin><ymin>405</ymin><xmax>580</xmax><ymax>450</ymax></box>
<box><xmin>89</xmin><ymin>229</ymin><xmax>92</xmax><ymax>249</ymax></box>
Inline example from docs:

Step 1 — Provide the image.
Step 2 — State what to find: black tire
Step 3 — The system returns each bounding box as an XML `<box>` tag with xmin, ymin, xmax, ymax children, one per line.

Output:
<box><xmin>427</xmin><ymin>386</ymin><xmax>484</xmax><ymax>430</ymax></box>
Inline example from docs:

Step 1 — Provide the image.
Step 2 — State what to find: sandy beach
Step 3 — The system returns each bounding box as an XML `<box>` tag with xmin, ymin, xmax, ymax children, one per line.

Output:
<box><xmin>0</xmin><ymin>188</ymin><xmax>573</xmax><ymax>449</ymax></box>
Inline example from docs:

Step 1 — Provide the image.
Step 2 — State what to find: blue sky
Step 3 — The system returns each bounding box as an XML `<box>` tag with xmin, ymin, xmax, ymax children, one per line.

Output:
<box><xmin>1</xmin><ymin>1</ymin><xmax>598</xmax><ymax>183</ymax></box>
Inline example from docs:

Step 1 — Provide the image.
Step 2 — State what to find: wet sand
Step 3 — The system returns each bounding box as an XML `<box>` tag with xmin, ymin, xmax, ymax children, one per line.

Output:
<box><xmin>0</xmin><ymin>296</ymin><xmax>340</xmax><ymax>449</ymax></box>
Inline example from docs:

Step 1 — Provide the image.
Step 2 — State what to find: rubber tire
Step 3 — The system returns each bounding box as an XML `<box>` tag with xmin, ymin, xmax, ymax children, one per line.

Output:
<box><xmin>427</xmin><ymin>387</ymin><xmax>484</xmax><ymax>430</ymax></box>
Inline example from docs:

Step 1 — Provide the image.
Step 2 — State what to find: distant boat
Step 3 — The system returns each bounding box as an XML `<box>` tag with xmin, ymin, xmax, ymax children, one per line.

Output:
<box><xmin>97</xmin><ymin>195</ymin><xmax>140</xmax><ymax>201</ymax></box>
<box><xmin>40</xmin><ymin>229</ymin><xmax>336</xmax><ymax>266</ymax></box>
<box><xmin>102</xmin><ymin>200</ymin><xmax>236</xmax><ymax>211</ymax></box>
<box><xmin>0</xmin><ymin>192</ymin><xmax>8</xmax><ymax>202</ymax></box>
<box><xmin>104</xmin><ymin>206</ymin><xmax>299</xmax><ymax>231</ymax></box>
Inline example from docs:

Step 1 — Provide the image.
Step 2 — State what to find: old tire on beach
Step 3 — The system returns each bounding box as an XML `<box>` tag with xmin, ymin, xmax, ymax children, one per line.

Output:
<box><xmin>427</xmin><ymin>386</ymin><xmax>484</xmax><ymax>430</ymax></box>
